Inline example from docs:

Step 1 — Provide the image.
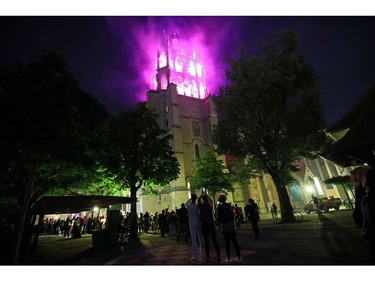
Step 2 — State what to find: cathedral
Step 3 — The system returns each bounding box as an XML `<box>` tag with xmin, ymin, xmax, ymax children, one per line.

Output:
<box><xmin>138</xmin><ymin>31</ymin><xmax>354</xmax><ymax>216</ymax></box>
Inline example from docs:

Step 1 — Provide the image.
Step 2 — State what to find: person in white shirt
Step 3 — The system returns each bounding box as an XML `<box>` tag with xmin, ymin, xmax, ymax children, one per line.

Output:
<box><xmin>186</xmin><ymin>193</ymin><xmax>204</xmax><ymax>262</ymax></box>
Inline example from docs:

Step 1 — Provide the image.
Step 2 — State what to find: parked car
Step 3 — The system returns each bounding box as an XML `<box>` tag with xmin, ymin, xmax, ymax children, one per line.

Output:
<box><xmin>304</xmin><ymin>197</ymin><xmax>342</xmax><ymax>214</ymax></box>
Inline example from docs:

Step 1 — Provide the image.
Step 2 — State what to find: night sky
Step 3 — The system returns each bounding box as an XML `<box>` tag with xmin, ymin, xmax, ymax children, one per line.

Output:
<box><xmin>1</xmin><ymin>16</ymin><xmax>375</xmax><ymax>126</ymax></box>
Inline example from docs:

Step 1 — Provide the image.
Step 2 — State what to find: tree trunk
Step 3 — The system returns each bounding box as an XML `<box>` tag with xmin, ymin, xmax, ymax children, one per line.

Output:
<box><xmin>268</xmin><ymin>170</ymin><xmax>295</xmax><ymax>222</ymax></box>
<box><xmin>10</xmin><ymin>167</ymin><xmax>39</xmax><ymax>264</ymax></box>
<box><xmin>129</xmin><ymin>187</ymin><xmax>138</xmax><ymax>239</ymax></box>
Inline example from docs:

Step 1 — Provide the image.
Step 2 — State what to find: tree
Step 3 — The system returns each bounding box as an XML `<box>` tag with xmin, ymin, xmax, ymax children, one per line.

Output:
<box><xmin>0</xmin><ymin>52</ymin><xmax>110</xmax><ymax>263</ymax></box>
<box><xmin>106</xmin><ymin>102</ymin><xmax>180</xmax><ymax>238</ymax></box>
<box><xmin>213</xmin><ymin>29</ymin><xmax>329</xmax><ymax>222</ymax></box>
<box><xmin>190</xmin><ymin>150</ymin><xmax>234</xmax><ymax>202</ymax></box>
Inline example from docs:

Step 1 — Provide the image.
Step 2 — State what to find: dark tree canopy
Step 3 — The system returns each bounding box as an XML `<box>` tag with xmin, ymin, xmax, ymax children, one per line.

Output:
<box><xmin>0</xmin><ymin>51</ymin><xmax>110</xmax><ymax>263</ymax></box>
<box><xmin>213</xmin><ymin>28</ymin><xmax>329</xmax><ymax>222</ymax></box>
<box><xmin>106</xmin><ymin>102</ymin><xmax>180</xmax><ymax>237</ymax></box>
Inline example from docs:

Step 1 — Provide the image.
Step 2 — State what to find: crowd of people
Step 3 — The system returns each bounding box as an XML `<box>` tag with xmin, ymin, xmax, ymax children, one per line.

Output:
<box><xmin>36</xmin><ymin>215</ymin><xmax>107</xmax><ymax>239</ymax></box>
<box><xmin>27</xmin><ymin>164</ymin><xmax>375</xmax><ymax>265</ymax></box>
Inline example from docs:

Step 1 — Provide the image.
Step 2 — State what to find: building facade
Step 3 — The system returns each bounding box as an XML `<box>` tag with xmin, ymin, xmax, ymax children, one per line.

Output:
<box><xmin>138</xmin><ymin>32</ymin><xmax>353</xmax><ymax>216</ymax></box>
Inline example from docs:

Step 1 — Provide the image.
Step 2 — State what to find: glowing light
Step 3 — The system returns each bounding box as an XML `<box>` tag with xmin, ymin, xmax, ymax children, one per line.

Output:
<box><xmin>313</xmin><ymin>177</ymin><xmax>324</xmax><ymax>196</ymax></box>
<box><xmin>197</xmin><ymin>63</ymin><xmax>203</xmax><ymax>77</ymax></box>
<box><xmin>161</xmin><ymin>75</ymin><xmax>168</xmax><ymax>90</ymax></box>
<box><xmin>154</xmin><ymin>31</ymin><xmax>209</xmax><ymax>100</ymax></box>
<box><xmin>93</xmin><ymin>207</ymin><xmax>99</xmax><ymax>212</ymax></box>
<box><xmin>306</xmin><ymin>185</ymin><xmax>314</xmax><ymax>193</ymax></box>
<box><xmin>175</xmin><ymin>56</ymin><xmax>183</xmax><ymax>72</ymax></box>
<box><xmin>159</xmin><ymin>52</ymin><xmax>167</xmax><ymax>68</ymax></box>
<box><xmin>189</xmin><ymin>61</ymin><xmax>196</xmax><ymax>76</ymax></box>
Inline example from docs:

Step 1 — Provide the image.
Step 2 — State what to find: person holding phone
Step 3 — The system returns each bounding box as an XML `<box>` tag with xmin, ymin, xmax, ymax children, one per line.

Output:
<box><xmin>186</xmin><ymin>193</ymin><xmax>204</xmax><ymax>262</ymax></box>
<box><xmin>198</xmin><ymin>189</ymin><xmax>222</xmax><ymax>264</ymax></box>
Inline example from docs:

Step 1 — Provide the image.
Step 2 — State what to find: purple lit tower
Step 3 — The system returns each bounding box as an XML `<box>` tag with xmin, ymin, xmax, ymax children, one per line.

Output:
<box><xmin>154</xmin><ymin>31</ymin><xmax>208</xmax><ymax>99</ymax></box>
<box><xmin>143</xmin><ymin>31</ymin><xmax>219</xmax><ymax>212</ymax></box>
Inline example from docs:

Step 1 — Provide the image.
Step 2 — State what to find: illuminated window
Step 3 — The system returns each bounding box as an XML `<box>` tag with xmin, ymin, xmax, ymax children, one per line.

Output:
<box><xmin>194</xmin><ymin>144</ymin><xmax>200</xmax><ymax>159</ymax></box>
<box><xmin>159</xmin><ymin>52</ymin><xmax>167</xmax><ymax>68</ymax></box>
<box><xmin>175</xmin><ymin>56</ymin><xmax>183</xmax><ymax>72</ymax></box>
<box><xmin>169</xmin><ymin>53</ymin><xmax>173</xmax><ymax>69</ymax></box>
<box><xmin>199</xmin><ymin>82</ymin><xmax>206</xmax><ymax>99</ymax></box>
<box><xmin>192</xmin><ymin>80</ymin><xmax>199</xmax><ymax>98</ymax></box>
<box><xmin>192</xmin><ymin>120</ymin><xmax>200</xmax><ymax>137</ymax></box>
<box><xmin>175</xmin><ymin>76</ymin><xmax>184</xmax><ymax>95</ymax></box>
<box><xmin>189</xmin><ymin>61</ymin><xmax>196</xmax><ymax>76</ymax></box>
<box><xmin>197</xmin><ymin>63</ymin><xmax>203</xmax><ymax>77</ymax></box>
<box><xmin>161</xmin><ymin>75</ymin><xmax>168</xmax><ymax>90</ymax></box>
<box><xmin>184</xmin><ymin>78</ymin><xmax>191</xmax><ymax>96</ymax></box>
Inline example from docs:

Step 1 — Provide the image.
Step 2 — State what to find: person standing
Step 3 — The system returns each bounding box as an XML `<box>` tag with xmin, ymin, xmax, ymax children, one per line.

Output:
<box><xmin>176</xmin><ymin>203</ymin><xmax>189</xmax><ymax>243</ymax></box>
<box><xmin>158</xmin><ymin>209</ymin><xmax>167</xmax><ymax>237</ymax></box>
<box><xmin>198</xmin><ymin>191</ymin><xmax>221</xmax><ymax>264</ymax></box>
<box><xmin>186</xmin><ymin>193</ymin><xmax>204</xmax><ymax>262</ymax></box>
<box><xmin>271</xmin><ymin>202</ymin><xmax>278</xmax><ymax>219</ymax></box>
<box><xmin>351</xmin><ymin>166</ymin><xmax>369</xmax><ymax>228</ymax></box>
<box><xmin>248</xmin><ymin>198</ymin><xmax>260</xmax><ymax>239</ymax></box>
<box><xmin>361</xmin><ymin>168</ymin><xmax>375</xmax><ymax>264</ymax></box>
<box><xmin>217</xmin><ymin>194</ymin><xmax>242</xmax><ymax>264</ymax></box>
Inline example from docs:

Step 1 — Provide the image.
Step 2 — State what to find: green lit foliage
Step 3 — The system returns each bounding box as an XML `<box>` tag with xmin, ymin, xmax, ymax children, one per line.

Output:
<box><xmin>106</xmin><ymin>102</ymin><xmax>180</xmax><ymax>237</ymax></box>
<box><xmin>190</xmin><ymin>150</ymin><xmax>234</xmax><ymax>197</ymax></box>
<box><xmin>213</xmin><ymin>29</ymin><xmax>329</xmax><ymax>222</ymax></box>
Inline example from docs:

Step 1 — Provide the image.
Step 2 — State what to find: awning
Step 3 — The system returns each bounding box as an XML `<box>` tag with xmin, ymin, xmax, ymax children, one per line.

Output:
<box><xmin>31</xmin><ymin>195</ymin><xmax>136</xmax><ymax>215</ymax></box>
<box><xmin>320</xmin><ymin>85</ymin><xmax>375</xmax><ymax>168</ymax></box>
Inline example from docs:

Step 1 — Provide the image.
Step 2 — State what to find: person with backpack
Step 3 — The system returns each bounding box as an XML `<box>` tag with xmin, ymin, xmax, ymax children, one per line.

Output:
<box><xmin>217</xmin><ymin>194</ymin><xmax>242</xmax><ymax>264</ymax></box>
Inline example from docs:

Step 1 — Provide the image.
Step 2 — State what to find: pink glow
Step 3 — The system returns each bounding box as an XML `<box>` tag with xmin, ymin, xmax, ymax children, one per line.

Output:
<box><xmin>105</xmin><ymin>17</ymin><xmax>239</xmax><ymax>105</ymax></box>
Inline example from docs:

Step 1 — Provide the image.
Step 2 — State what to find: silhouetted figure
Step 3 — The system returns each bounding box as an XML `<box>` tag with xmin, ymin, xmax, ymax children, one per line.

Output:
<box><xmin>176</xmin><ymin>203</ymin><xmax>189</xmax><ymax>243</ymax></box>
<box><xmin>247</xmin><ymin>198</ymin><xmax>260</xmax><ymax>239</ymax></box>
<box><xmin>361</xmin><ymin>168</ymin><xmax>375</xmax><ymax>264</ymax></box>
<box><xmin>198</xmin><ymin>193</ymin><xmax>221</xmax><ymax>264</ymax></box>
<box><xmin>217</xmin><ymin>194</ymin><xmax>242</xmax><ymax>264</ymax></box>
<box><xmin>71</xmin><ymin>222</ymin><xmax>81</xmax><ymax>239</ymax></box>
<box><xmin>351</xmin><ymin>166</ymin><xmax>369</xmax><ymax>228</ymax></box>
<box><xmin>271</xmin><ymin>202</ymin><xmax>278</xmax><ymax>219</ymax></box>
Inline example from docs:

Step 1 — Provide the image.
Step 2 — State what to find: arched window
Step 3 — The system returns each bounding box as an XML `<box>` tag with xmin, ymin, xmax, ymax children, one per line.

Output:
<box><xmin>159</xmin><ymin>52</ymin><xmax>167</xmax><ymax>68</ymax></box>
<box><xmin>169</xmin><ymin>53</ymin><xmax>173</xmax><ymax>69</ymax></box>
<box><xmin>189</xmin><ymin>61</ymin><xmax>196</xmax><ymax>76</ymax></box>
<box><xmin>161</xmin><ymin>75</ymin><xmax>168</xmax><ymax>90</ymax></box>
<box><xmin>194</xmin><ymin>144</ymin><xmax>200</xmax><ymax>159</ymax></box>
<box><xmin>175</xmin><ymin>76</ymin><xmax>184</xmax><ymax>95</ymax></box>
<box><xmin>175</xmin><ymin>56</ymin><xmax>183</xmax><ymax>72</ymax></box>
<box><xmin>184</xmin><ymin>78</ymin><xmax>191</xmax><ymax>97</ymax></box>
<box><xmin>197</xmin><ymin>63</ymin><xmax>203</xmax><ymax>77</ymax></box>
<box><xmin>199</xmin><ymin>82</ymin><xmax>206</xmax><ymax>99</ymax></box>
<box><xmin>192</xmin><ymin>80</ymin><xmax>198</xmax><ymax>98</ymax></box>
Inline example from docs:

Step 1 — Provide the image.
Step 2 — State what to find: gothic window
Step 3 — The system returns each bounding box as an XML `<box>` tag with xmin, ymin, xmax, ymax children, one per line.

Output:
<box><xmin>175</xmin><ymin>76</ymin><xmax>183</xmax><ymax>95</ymax></box>
<box><xmin>194</xmin><ymin>144</ymin><xmax>200</xmax><ymax>159</ymax></box>
<box><xmin>197</xmin><ymin>63</ymin><xmax>203</xmax><ymax>77</ymax></box>
<box><xmin>199</xmin><ymin>82</ymin><xmax>206</xmax><ymax>99</ymax></box>
<box><xmin>192</xmin><ymin>80</ymin><xmax>198</xmax><ymax>98</ymax></box>
<box><xmin>161</xmin><ymin>75</ymin><xmax>168</xmax><ymax>90</ymax></box>
<box><xmin>184</xmin><ymin>78</ymin><xmax>191</xmax><ymax>96</ymax></box>
<box><xmin>159</xmin><ymin>52</ymin><xmax>167</xmax><ymax>68</ymax></box>
<box><xmin>169</xmin><ymin>53</ymin><xmax>173</xmax><ymax>69</ymax></box>
<box><xmin>189</xmin><ymin>61</ymin><xmax>196</xmax><ymax>76</ymax></box>
<box><xmin>192</xmin><ymin>120</ymin><xmax>200</xmax><ymax>137</ymax></box>
<box><xmin>175</xmin><ymin>56</ymin><xmax>183</xmax><ymax>72</ymax></box>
